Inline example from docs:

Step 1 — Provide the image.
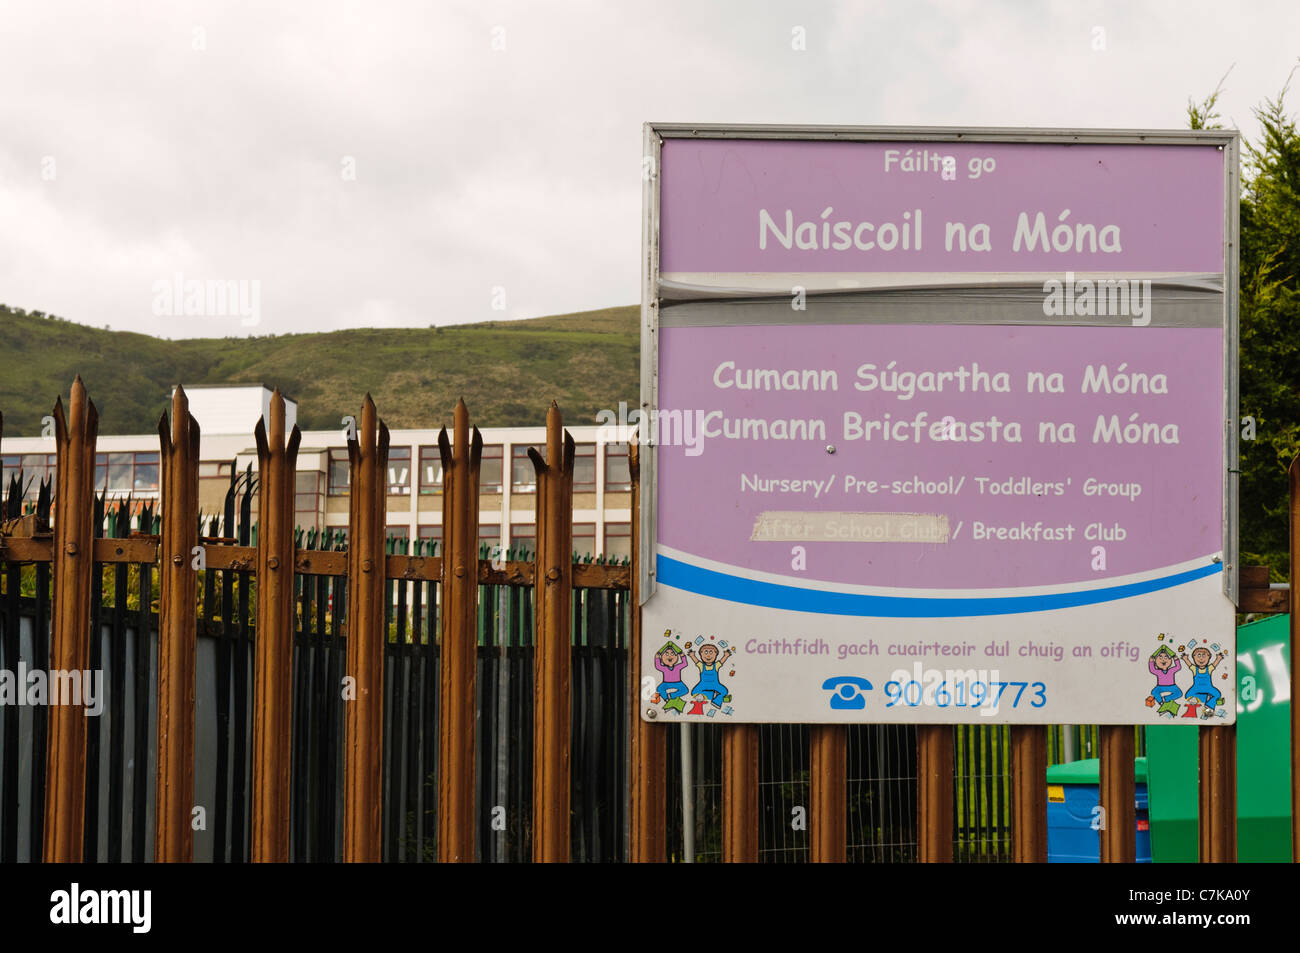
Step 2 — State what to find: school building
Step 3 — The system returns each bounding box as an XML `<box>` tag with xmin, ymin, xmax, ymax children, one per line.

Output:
<box><xmin>1</xmin><ymin>384</ymin><xmax>635</xmax><ymax>560</ymax></box>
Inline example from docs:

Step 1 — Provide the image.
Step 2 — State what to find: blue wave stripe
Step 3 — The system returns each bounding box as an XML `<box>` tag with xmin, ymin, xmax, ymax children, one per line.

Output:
<box><xmin>656</xmin><ymin>555</ymin><xmax>1222</xmax><ymax>618</ymax></box>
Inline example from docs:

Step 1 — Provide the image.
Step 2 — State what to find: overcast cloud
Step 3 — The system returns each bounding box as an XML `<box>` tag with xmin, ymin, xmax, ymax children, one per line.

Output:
<box><xmin>1</xmin><ymin>0</ymin><xmax>1297</xmax><ymax>338</ymax></box>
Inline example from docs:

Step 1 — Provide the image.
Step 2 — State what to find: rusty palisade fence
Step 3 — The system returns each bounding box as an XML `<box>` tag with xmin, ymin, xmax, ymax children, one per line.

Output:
<box><xmin>0</xmin><ymin>380</ymin><xmax>1297</xmax><ymax>862</ymax></box>
<box><xmin>531</xmin><ymin>403</ymin><xmax>574</xmax><ymax>862</ymax></box>
<box><xmin>43</xmin><ymin>378</ymin><xmax>98</xmax><ymax>862</ymax></box>
<box><xmin>343</xmin><ymin>396</ymin><xmax>388</xmax><ymax>862</ymax></box>
<box><xmin>250</xmin><ymin>390</ymin><xmax>300</xmax><ymax>861</ymax></box>
<box><xmin>438</xmin><ymin>399</ymin><xmax>480</xmax><ymax>862</ymax></box>
<box><xmin>155</xmin><ymin>386</ymin><xmax>200</xmax><ymax>861</ymax></box>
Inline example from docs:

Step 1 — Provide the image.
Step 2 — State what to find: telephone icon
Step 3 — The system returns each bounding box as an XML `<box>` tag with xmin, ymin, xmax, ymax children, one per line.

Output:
<box><xmin>822</xmin><ymin>675</ymin><xmax>873</xmax><ymax>710</ymax></box>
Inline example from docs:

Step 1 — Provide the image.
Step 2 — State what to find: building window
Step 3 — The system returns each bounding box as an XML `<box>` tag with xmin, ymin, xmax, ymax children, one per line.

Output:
<box><xmin>387</xmin><ymin>447</ymin><xmax>411</xmax><ymax>496</ymax></box>
<box><xmin>328</xmin><ymin>448</ymin><xmax>350</xmax><ymax>496</ymax></box>
<box><xmin>574</xmin><ymin>443</ymin><xmax>596</xmax><ymax>492</ymax></box>
<box><xmin>573</xmin><ymin>522</ymin><xmax>596</xmax><ymax>558</ymax></box>
<box><xmin>2</xmin><ymin>454</ymin><xmax>56</xmax><ymax>501</ymax></box>
<box><xmin>295</xmin><ymin>471</ymin><xmax>324</xmax><ymax>531</ymax></box>
<box><xmin>386</xmin><ymin>524</ymin><xmax>411</xmax><ymax>553</ymax></box>
<box><xmin>512</xmin><ymin>443</ymin><xmax>594</xmax><ymax>492</ymax></box>
<box><xmin>511</xmin><ymin>444</ymin><xmax>538</xmax><ymax>494</ymax></box>
<box><xmin>481</xmin><ymin>445</ymin><xmax>503</xmax><ymax>494</ymax></box>
<box><xmin>416</xmin><ymin>524</ymin><xmax>500</xmax><ymax>554</ymax></box>
<box><xmin>475</xmin><ymin>524</ymin><xmax>499</xmax><ymax>560</ymax></box>
<box><xmin>199</xmin><ymin>461</ymin><xmax>234</xmax><ymax>480</ymax></box>
<box><xmin>604</xmin><ymin>522</ymin><xmax>632</xmax><ymax>559</ymax></box>
<box><xmin>510</xmin><ymin>522</ymin><xmax>535</xmax><ymax>559</ymax></box>
<box><xmin>418</xmin><ymin>446</ymin><xmax>443</xmax><ymax>495</ymax></box>
<box><xmin>416</xmin><ymin>524</ymin><xmax>441</xmax><ymax>555</ymax></box>
<box><xmin>133</xmin><ymin>453</ymin><xmax>159</xmax><ymax>492</ymax></box>
<box><xmin>423</xmin><ymin>446</ymin><xmax>502</xmax><ymax>493</ymax></box>
<box><xmin>604</xmin><ymin>442</ymin><xmax>632</xmax><ymax>492</ymax></box>
<box><xmin>94</xmin><ymin>452</ymin><xmax>160</xmax><ymax>495</ymax></box>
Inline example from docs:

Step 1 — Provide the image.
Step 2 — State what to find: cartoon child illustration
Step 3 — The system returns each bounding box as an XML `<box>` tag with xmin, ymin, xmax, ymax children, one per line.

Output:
<box><xmin>686</xmin><ymin>694</ymin><xmax>709</xmax><ymax>716</ymax></box>
<box><xmin>686</xmin><ymin>641</ymin><xmax>735</xmax><ymax>708</ymax></box>
<box><xmin>1180</xmin><ymin>644</ymin><xmax>1226</xmax><ymax>717</ymax></box>
<box><xmin>1147</xmin><ymin>645</ymin><xmax>1183</xmax><ymax>713</ymax></box>
<box><xmin>654</xmin><ymin>633</ymin><xmax>690</xmax><ymax>703</ymax></box>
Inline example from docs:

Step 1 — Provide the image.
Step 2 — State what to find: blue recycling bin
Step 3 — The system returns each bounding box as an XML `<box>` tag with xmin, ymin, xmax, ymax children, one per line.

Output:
<box><xmin>1046</xmin><ymin>757</ymin><xmax>1151</xmax><ymax>862</ymax></box>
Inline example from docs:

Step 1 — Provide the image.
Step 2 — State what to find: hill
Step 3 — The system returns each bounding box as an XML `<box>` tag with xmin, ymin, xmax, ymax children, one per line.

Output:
<box><xmin>0</xmin><ymin>304</ymin><xmax>639</xmax><ymax>435</ymax></box>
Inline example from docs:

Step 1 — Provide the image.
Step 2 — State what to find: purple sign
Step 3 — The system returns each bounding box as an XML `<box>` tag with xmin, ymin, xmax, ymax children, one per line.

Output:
<box><xmin>642</xmin><ymin>128</ymin><xmax>1236</xmax><ymax>726</ymax></box>
<box><xmin>660</xmin><ymin>140</ymin><xmax>1225</xmax><ymax>275</ymax></box>
<box><xmin>657</xmin><ymin>323</ymin><xmax>1222</xmax><ymax>589</ymax></box>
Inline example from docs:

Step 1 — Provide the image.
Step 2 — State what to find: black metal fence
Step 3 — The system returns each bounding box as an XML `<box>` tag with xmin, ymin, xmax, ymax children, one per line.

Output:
<box><xmin>1</xmin><ymin>468</ymin><xmax>1133</xmax><ymax>863</ymax></box>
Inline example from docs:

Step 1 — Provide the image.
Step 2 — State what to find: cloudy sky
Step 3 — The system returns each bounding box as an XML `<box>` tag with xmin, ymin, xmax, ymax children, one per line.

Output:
<box><xmin>2</xmin><ymin>0</ymin><xmax>1297</xmax><ymax>338</ymax></box>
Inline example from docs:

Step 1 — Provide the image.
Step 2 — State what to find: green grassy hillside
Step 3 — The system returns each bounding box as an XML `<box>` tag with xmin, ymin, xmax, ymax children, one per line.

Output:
<box><xmin>0</xmin><ymin>304</ymin><xmax>639</xmax><ymax>435</ymax></box>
